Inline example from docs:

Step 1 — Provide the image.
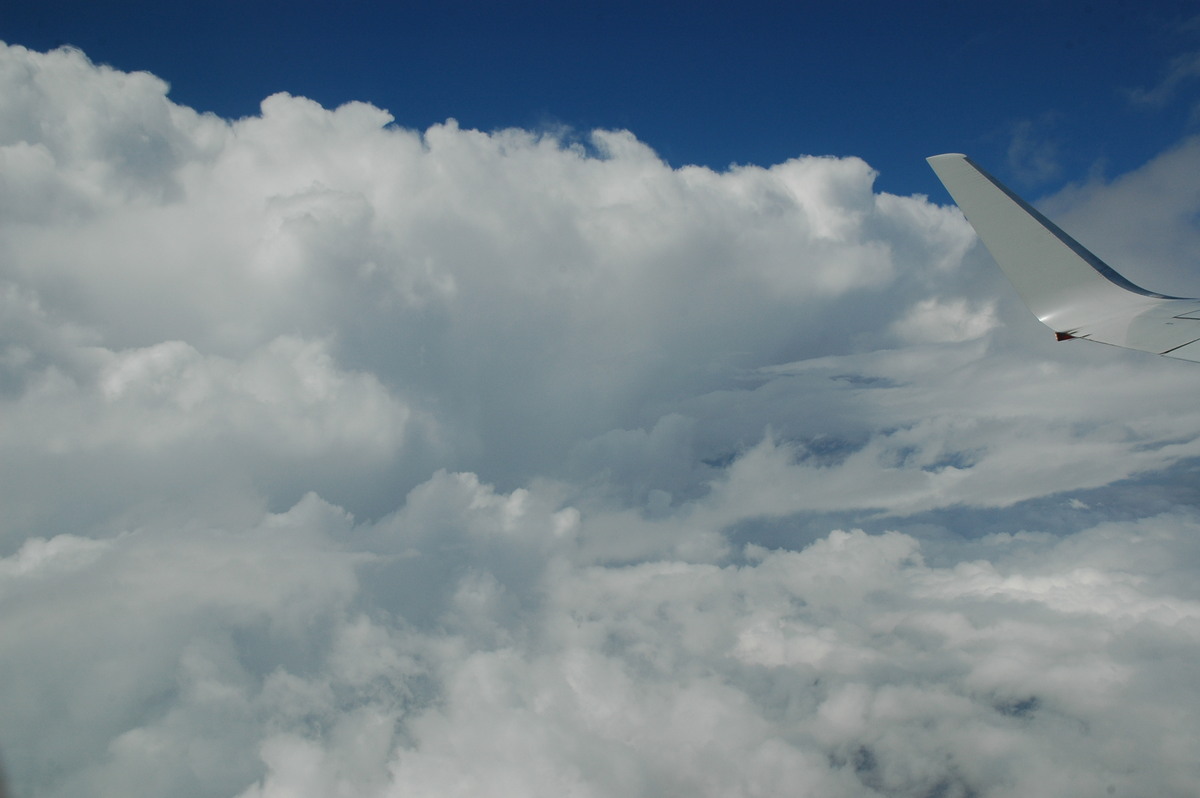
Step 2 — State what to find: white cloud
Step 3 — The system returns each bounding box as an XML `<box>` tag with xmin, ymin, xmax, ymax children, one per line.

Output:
<box><xmin>3</xmin><ymin>42</ymin><xmax>1200</xmax><ymax>798</ymax></box>
<box><xmin>227</xmin><ymin>509</ymin><xmax>1200</xmax><ymax>798</ymax></box>
<box><xmin>890</xmin><ymin>297</ymin><xmax>997</xmax><ymax>344</ymax></box>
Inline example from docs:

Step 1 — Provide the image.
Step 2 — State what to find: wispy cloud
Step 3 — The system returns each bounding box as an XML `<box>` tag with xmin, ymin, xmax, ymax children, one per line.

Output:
<box><xmin>1127</xmin><ymin>50</ymin><xmax>1200</xmax><ymax>108</ymax></box>
<box><xmin>1005</xmin><ymin>115</ymin><xmax>1064</xmax><ymax>187</ymax></box>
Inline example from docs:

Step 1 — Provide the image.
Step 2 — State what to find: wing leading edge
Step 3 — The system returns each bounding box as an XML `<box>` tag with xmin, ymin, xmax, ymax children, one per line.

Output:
<box><xmin>927</xmin><ymin>153</ymin><xmax>1200</xmax><ymax>362</ymax></box>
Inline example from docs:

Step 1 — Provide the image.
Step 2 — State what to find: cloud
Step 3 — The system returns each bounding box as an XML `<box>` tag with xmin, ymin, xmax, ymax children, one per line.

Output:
<box><xmin>1038</xmin><ymin>135</ymin><xmax>1200</xmax><ymax>296</ymax></box>
<box><xmin>3</xmin><ymin>43</ymin><xmax>1200</xmax><ymax>797</ymax></box>
<box><xmin>1127</xmin><ymin>51</ymin><xmax>1200</xmax><ymax>109</ymax></box>
<box><xmin>1005</xmin><ymin>115</ymin><xmax>1064</xmax><ymax>187</ymax></box>
<box><xmin>889</xmin><ymin>297</ymin><xmax>997</xmax><ymax>343</ymax></box>
<box><xmin>18</xmin><ymin>487</ymin><xmax>1196</xmax><ymax>798</ymax></box>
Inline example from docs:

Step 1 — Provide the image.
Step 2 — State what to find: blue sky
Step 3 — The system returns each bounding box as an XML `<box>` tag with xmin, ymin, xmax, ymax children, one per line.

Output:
<box><xmin>7</xmin><ymin>0</ymin><xmax>1200</xmax><ymax>194</ymax></box>
<box><xmin>7</xmin><ymin>5</ymin><xmax>1200</xmax><ymax>798</ymax></box>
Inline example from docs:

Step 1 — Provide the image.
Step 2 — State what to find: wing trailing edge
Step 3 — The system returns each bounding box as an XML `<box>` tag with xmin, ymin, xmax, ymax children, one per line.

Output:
<box><xmin>927</xmin><ymin>153</ymin><xmax>1200</xmax><ymax>362</ymax></box>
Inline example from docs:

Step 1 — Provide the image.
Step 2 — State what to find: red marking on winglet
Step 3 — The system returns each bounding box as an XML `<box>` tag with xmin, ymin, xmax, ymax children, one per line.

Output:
<box><xmin>1055</xmin><ymin>331</ymin><xmax>1076</xmax><ymax>341</ymax></box>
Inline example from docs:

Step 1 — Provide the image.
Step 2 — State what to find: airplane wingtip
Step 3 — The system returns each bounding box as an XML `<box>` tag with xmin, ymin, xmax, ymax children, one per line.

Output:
<box><xmin>926</xmin><ymin>153</ymin><xmax>967</xmax><ymax>165</ymax></box>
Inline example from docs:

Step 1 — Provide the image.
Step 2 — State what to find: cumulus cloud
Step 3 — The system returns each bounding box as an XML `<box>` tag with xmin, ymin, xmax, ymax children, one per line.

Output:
<box><xmin>3</xmin><ymin>42</ymin><xmax>1200</xmax><ymax>798</ymax></box>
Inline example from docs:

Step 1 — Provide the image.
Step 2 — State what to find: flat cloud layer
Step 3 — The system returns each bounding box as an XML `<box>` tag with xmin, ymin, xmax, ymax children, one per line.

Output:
<box><xmin>3</xmin><ymin>43</ymin><xmax>1200</xmax><ymax>797</ymax></box>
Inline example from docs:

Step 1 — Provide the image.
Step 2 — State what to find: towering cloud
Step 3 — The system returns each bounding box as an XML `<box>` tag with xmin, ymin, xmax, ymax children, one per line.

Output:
<box><xmin>3</xmin><ymin>43</ymin><xmax>1200</xmax><ymax>798</ymax></box>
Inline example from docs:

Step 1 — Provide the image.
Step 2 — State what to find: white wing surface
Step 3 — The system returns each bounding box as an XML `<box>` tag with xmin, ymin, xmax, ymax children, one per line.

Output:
<box><xmin>927</xmin><ymin>153</ymin><xmax>1200</xmax><ymax>362</ymax></box>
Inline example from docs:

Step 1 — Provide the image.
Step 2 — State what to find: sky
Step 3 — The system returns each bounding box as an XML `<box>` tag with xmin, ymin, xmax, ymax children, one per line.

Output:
<box><xmin>4</xmin><ymin>2</ymin><xmax>1200</xmax><ymax>797</ymax></box>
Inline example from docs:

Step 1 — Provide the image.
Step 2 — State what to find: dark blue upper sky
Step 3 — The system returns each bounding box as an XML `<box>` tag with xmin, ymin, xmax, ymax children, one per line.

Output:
<box><xmin>5</xmin><ymin>0</ymin><xmax>1199</xmax><ymax>196</ymax></box>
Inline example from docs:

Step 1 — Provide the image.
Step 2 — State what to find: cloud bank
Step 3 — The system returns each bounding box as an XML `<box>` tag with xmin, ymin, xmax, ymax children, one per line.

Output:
<box><xmin>3</xmin><ymin>43</ymin><xmax>1200</xmax><ymax>797</ymax></box>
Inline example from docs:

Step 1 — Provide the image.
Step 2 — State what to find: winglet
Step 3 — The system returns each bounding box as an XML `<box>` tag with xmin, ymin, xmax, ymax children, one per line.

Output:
<box><xmin>927</xmin><ymin>153</ymin><xmax>1200</xmax><ymax>361</ymax></box>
